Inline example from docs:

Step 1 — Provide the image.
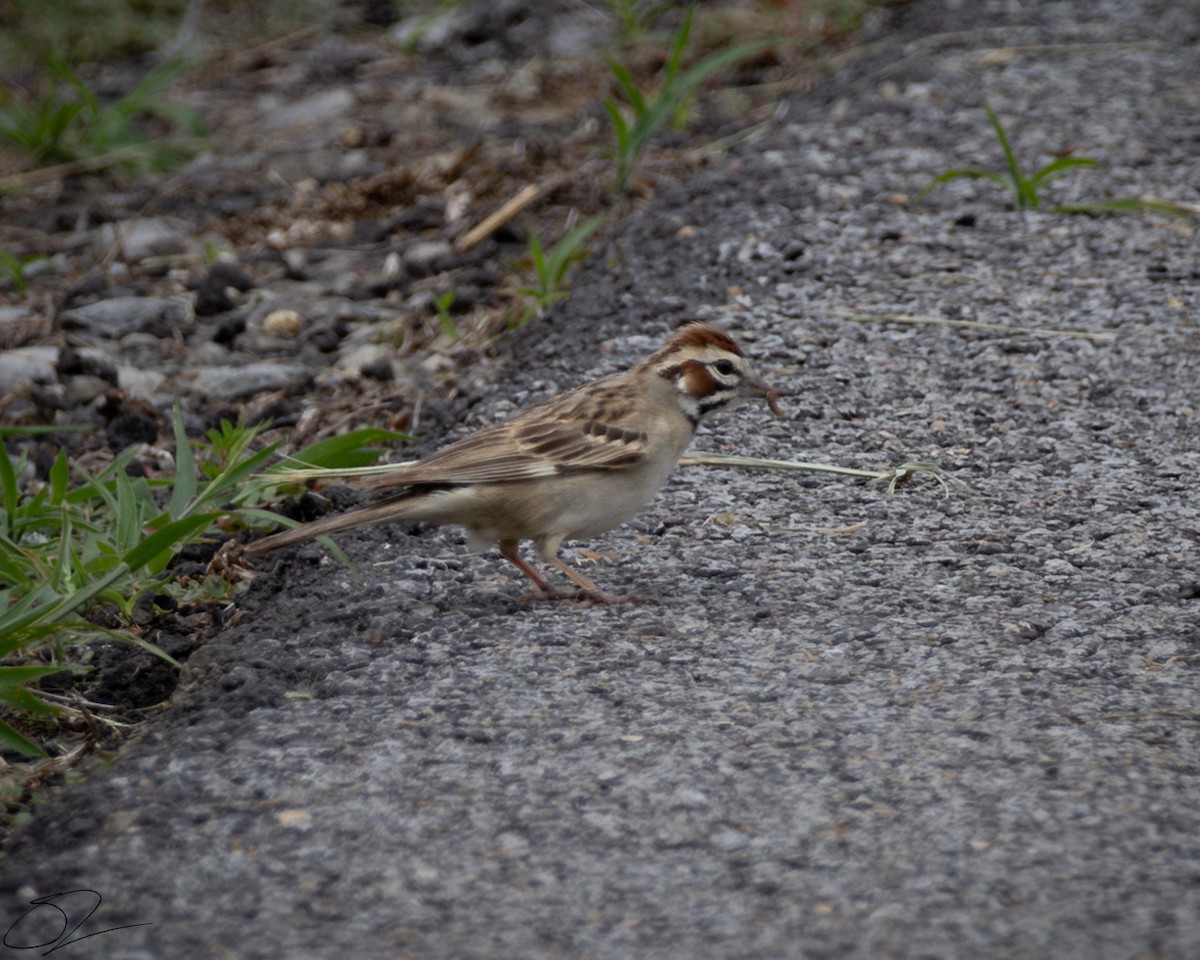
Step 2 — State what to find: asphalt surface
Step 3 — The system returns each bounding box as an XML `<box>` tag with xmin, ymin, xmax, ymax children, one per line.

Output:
<box><xmin>3</xmin><ymin>1</ymin><xmax>1198</xmax><ymax>958</ymax></box>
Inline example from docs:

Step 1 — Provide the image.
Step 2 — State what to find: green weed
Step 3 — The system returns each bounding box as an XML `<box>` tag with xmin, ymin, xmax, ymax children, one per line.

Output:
<box><xmin>0</xmin><ymin>247</ymin><xmax>43</xmax><ymax>293</ymax></box>
<box><xmin>518</xmin><ymin>217</ymin><xmax>602</xmax><ymax>325</ymax></box>
<box><xmin>603</xmin><ymin>8</ymin><xmax>764</xmax><ymax>194</ymax></box>
<box><xmin>0</xmin><ymin>413</ymin><xmax>403</xmax><ymax>757</ymax></box>
<box><xmin>607</xmin><ymin>0</ymin><xmax>674</xmax><ymax>47</ymax></box>
<box><xmin>920</xmin><ymin>102</ymin><xmax>1198</xmax><ymax>218</ymax></box>
<box><xmin>433</xmin><ymin>289</ymin><xmax>459</xmax><ymax>339</ymax></box>
<box><xmin>0</xmin><ymin>55</ymin><xmax>203</xmax><ymax>173</ymax></box>
<box><xmin>919</xmin><ymin>101</ymin><xmax>1100</xmax><ymax>210</ymax></box>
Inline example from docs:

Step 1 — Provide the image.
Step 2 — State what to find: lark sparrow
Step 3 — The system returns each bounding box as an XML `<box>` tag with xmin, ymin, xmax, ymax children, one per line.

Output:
<box><xmin>245</xmin><ymin>321</ymin><xmax>781</xmax><ymax>602</ymax></box>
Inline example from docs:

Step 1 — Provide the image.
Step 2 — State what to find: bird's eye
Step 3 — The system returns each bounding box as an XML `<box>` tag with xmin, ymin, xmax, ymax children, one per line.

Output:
<box><xmin>713</xmin><ymin>359</ymin><xmax>736</xmax><ymax>376</ymax></box>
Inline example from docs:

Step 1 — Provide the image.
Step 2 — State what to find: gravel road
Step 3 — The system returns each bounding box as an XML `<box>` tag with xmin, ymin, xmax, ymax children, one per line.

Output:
<box><xmin>3</xmin><ymin>1</ymin><xmax>1198</xmax><ymax>958</ymax></box>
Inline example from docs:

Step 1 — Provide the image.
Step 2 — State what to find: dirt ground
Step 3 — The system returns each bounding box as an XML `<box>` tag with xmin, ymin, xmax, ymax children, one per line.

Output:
<box><xmin>2</xmin><ymin>0</ymin><xmax>1199</xmax><ymax>958</ymax></box>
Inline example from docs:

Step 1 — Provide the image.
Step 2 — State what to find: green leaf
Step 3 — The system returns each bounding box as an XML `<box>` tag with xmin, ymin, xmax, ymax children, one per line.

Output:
<box><xmin>280</xmin><ymin>429</ymin><xmax>409</xmax><ymax>472</ymax></box>
<box><xmin>0</xmin><ymin>538</ymin><xmax>33</xmax><ymax>587</ymax></box>
<box><xmin>122</xmin><ymin>512</ymin><xmax>217</xmax><ymax>572</ymax></box>
<box><xmin>114</xmin><ymin>467</ymin><xmax>142</xmax><ymax>553</ymax></box>
<box><xmin>0</xmin><ymin>716</ymin><xmax>45</xmax><ymax>757</ymax></box>
<box><xmin>1028</xmin><ymin>155</ymin><xmax>1101</xmax><ymax>187</ymax></box>
<box><xmin>609</xmin><ymin>60</ymin><xmax>647</xmax><ymax>117</ymax></box>
<box><xmin>168</xmin><ymin>402</ymin><xmax>197</xmax><ymax>520</ymax></box>
<box><xmin>49</xmin><ymin>448</ymin><xmax>69</xmax><ymax>505</ymax></box>
<box><xmin>1054</xmin><ymin>197</ymin><xmax>1197</xmax><ymax>218</ymax></box>
<box><xmin>916</xmin><ymin>167</ymin><xmax>1010</xmax><ymax>200</ymax></box>
<box><xmin>665</xmin><ymin>8</ymin><xmax>694</xmax><ymax>84</ymax></box>
<box><xmin>0</xmin><ymin>664</ymin><xmax>71</xmax><ymax>690</ymax></box>
<box><xmin>983</xmin><ymin>100</ymin><xmax>1027</xmax><ymax>198</ymax></box>
<box><xmin>671</xmin><ymin>38</ymin><xmax>767</xmax><ymax>101</ymax></box>
<box><xmin>528</xmin><ymin>233</ymin><xmax>547</xmax><ymax>289</ymax></box>
<box><xmin>0</xmin><ymin>425</ymin><xmax>92</xmax><ymax>438</ymax></box>
<box><xmin>48</xmin><ymin>508</ymin><xmax>73</xmax><ymax>593</ymax></box>
<box><xmin>546</xmin><ymin>217</ymin><xmax>601</xmax><ymax>287</ymax></box>
<box><xmin>0</xmin><ymin>441</ymin><xmax>17</xmax><ymax>539</ymax></box>
<box><xmin>0</xmin><ymin>673</ymin><xmax>68</xmax><ymax>717</ymax></box>
<box><xmin>196</xmin><ymin>444</ymin><xmax>276</xmax><ymax>509</ymax></box>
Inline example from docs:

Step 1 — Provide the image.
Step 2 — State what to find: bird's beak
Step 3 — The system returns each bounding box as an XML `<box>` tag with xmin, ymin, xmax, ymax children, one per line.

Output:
<box><xmin>743</xmin><ymin>374</ymin><xmax>784</xmax><ymax>419</ymax></box>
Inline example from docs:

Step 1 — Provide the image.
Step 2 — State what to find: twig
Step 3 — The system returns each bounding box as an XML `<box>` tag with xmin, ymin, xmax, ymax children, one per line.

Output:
<box><xmin>455</xmin><ymin>183</ymin><xmax>541</xmax><ymax>252</ymax></box>
<box><xmin>0</xmin><ymin>139</ymin><xmax>208</xmax><ymax>191</ymax></box>
<box><xmin>678</xmin><ymin>452</ymin><xmax>968</xmax><ymax>497</ymax></box>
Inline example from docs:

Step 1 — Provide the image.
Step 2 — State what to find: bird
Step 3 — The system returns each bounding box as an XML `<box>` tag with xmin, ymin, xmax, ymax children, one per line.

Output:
<box><xmin>244</xmin><ymin>321</ymin><xmax>782</xmax><ymax>602</ymax></box>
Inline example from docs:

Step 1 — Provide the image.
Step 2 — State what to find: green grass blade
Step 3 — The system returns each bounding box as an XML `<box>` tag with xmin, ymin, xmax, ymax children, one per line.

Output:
<box><xmin>49</xmin><ymin>448</ymin><xmax>69</xmax><ymax>505</ymax></box>
<box><xmin>671</xmin><ymin>39</ymin><xmax>767</xmax><ymax>100</ymax></box>
<box><xmin>665</xmin><ymin>7</ymin><xmax>694</xmax><ymax>84</ymax></box>
<box><xmin>114</xmin><ymin>467</ymin><xmax>142</xmax><ymax>552</ymax></box>
<box><xmin>0</xmin><ymin>442</ymin><xmax>18</xmax><ymax>539</ymax></box>
<box><xmin>0</xmin><ymin>582</ymin><xmax>61</xmax><ymax>653</ymax></box>
<box><xmin>603</xmin><ymin>98</ymin><xmax>630</xmax><ymax>148</ymax></box>
<box><xmin>528</xmin><ymin>233</ymin><xmax>548</xmax><ymax>290</ymax></box>
<box><xmin>49</xmin><ymin>507</ymin><xmax>73</xmax><ymax>593</ymax></box>
<box><xmin>196</xmin><ymin>444</ymin><xmax>277</xmax><ymax>508</ymax></box>
<box><xmin>3</xmin><ymin>510</ymin><xmax>218</xmax><ymax>638</ymax></box>
<box><xmin>277</xmin><ymin>429</ymin><xmax>409</xmax><ymax>472</ymax></box>
<box><xmin>916</xmin><ymin>167</ymin><xmax>1010</xmax><ymax>200</ymax></box>
<box><xmin>122</xmin><ymin>512</ymin><xmax>217</xmax><ymax>572</ymax></box>
<box><xmin>546</xmin><ymin>217</ymin><xmax>602</xmax><ymax>286</ymax></box>
<box><xmin>1054</xmin><ymin>197</ymin><xmax>1198</xmax><ymax>217</ymax></box>
<box><xmin>609</xmin><ymin>60</ymin><xmax>647</xmax><ymax>117</ymax></box>
<box><xmin>1027</xmin><ymin>155</ymin><xmax>1101</xmax><ymax>187</ymax></box>
<box><xmin>0</xmin><ymin>537</ymin><xmax>33</xmax><ymax>586</ymax></box>
<box><xmin>168</xmin><ymin>403</ymin><xmax>197</xmax><ymax>520</ymax></box>
<box><xmin>979</xmin><ymin>100</ymin><xmax>1027</xmax><ymax>201</ymax></box>
<box><xmin>0</xmin><ymin>716</ymin><xmax>45</xmax><ymax>757</ymax></box>
<box><xmin>0</xmin><ymin>425</ymin><xmax>92</xmax><ymax>438</ymax></box>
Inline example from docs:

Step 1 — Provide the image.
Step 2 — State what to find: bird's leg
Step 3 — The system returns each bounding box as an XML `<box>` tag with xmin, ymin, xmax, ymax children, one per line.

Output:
<box><xmin>548</xmin><ymin>555</ymin><xmax>627</xmax><ymax>605</ymax></box>
<box><xmin>498</xmin><ymin>540</ymin><xmax>572</xmax><ymax>600</ymax></box>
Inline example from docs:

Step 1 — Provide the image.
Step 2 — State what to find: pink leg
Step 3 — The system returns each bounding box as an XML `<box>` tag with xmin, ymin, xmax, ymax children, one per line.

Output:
<box><xmin>548</xmin><ymin>556</ymin><xmax>624</xmax><ymax>605</ymax></box>
<box><xmin>499</xmin><ymin>540</ymin><xmax>570</xmax><ymax>599</ymax></box>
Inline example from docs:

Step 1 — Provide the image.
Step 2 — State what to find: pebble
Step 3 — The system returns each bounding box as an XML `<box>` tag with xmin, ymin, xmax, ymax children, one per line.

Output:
<box><xmin>262</xmin><ymin>309</ymin><xmax>303</xmax><ymax>338</ymax></box>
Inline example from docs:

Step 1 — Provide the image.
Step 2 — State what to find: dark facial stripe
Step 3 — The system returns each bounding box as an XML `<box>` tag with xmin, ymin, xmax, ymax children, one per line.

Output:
<box><xmin>698</xmin><ymin>393</ymin><xmax>736</xmax><ymax>417</ymax></box>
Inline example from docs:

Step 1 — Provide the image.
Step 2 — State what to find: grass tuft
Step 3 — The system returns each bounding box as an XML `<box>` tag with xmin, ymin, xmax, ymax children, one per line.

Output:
<box><xmin>0</xmin><ymin>412</ymin><xmax>404</xmax><ymax>760</ymax></box>
<box><xmin>0</xmin><ymin>55</ymin><xmax>203</xmax><ymax>175</ymax></box>
<box><xmin>603</xmin><ymin>7</ymin><xmax>765</xmax><ymax>194</ymax></box>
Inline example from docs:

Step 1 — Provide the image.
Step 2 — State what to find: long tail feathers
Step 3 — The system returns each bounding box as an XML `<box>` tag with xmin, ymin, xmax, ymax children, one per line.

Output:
<box><xmin>244</xmin><ymin>499</ymin><xmax>412</xmax><ymax>554</ymax></box>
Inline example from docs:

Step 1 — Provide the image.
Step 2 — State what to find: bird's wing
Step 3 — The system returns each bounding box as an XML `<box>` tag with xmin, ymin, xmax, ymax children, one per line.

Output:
<box><xmin>358</xmin><ymin>377</ymin><xmax>650</xmax><ymax>490</ymax></box>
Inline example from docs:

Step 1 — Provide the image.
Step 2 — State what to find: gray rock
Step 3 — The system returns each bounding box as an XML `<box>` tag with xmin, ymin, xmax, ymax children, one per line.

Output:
<box><xmin>0</xmin><ymin>346</ymin><xmax>57</xmax><ymax>393</ymax></box>
<box><xmin>402</xmin><ymin>239</ymin><xmax>454</xmax><ymax>276</ymax></box>
<box><xmin>181</xmin><ymin>362</ymin><xmax>313</xmax><ymax>400</ymax></box>
<box><xmin>335</xmin><ymin>343</ymin><xmax>397</xmax><ymax>379</ymax></box>
<box><xmin>116</xmin><ymin>366</ymin><xmax>170</xmax><ymax>403</ymax></box>
<box><xmin>59</xmin><ymin>296</ymin><xmax>195</xmax><ymax>339</ymax></box>
<box><xmin>93</xmin><ymin>218</ymin><xmax>190</xmax><ymax>262</ymax></box>
<box><xmin>261</xmin><ymin>89</ymin><xmax>357</xmax><ymax>133</ymax></box>
<box><xmin>0</xmin><ymin>306</ymin><xmax>46</xmax><ymax>349</ymax></box>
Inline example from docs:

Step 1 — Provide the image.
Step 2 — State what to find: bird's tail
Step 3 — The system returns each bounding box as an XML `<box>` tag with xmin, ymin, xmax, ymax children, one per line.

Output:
<box><xmin>243</xmin><ymin>497</ymin><xmax>413</xmax><ymax>555</ymax></box>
